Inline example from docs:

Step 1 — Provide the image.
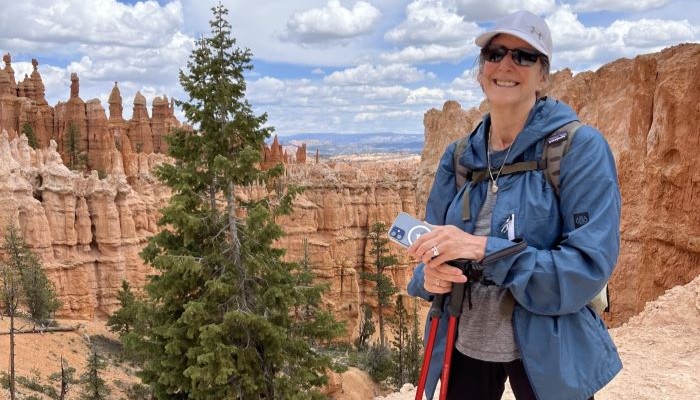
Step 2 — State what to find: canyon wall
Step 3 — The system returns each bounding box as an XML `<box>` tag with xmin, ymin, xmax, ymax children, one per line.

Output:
<box><xmin>416</xmin><ymin>43</ymin><xmax>700</xmax><ymax>326</ymax></box>
<box><xmin>0</xmin><ymin>135</ymin><xmax>417</xmax><ymax>336</ymax></box>
<box><xmin>0</xmin><ymin>131</ymin><xmax>170</xmax><ymax>319</ymax></box>
<box><xmin>276</xmin><ymin>159</ymin><xmax>420</xmax><ymax>334</ymax></box>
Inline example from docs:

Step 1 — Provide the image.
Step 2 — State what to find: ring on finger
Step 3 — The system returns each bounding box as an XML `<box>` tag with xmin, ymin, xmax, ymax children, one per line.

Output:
<box><xmin>434</xmin><ymin>278</ymin><xmax>440</xmax><ymax>287</ymax></box>
<box><xmin>431</xmin><ymin>244</ymin><xmax>440</xmax><ymax>258</ymax></box>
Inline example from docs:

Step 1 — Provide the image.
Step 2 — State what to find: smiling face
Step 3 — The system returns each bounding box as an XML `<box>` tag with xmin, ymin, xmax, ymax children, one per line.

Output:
<box><xmin>478</xmin><ymin>34</ymin><xmax>548</xmax><ymax>109</ymax></box>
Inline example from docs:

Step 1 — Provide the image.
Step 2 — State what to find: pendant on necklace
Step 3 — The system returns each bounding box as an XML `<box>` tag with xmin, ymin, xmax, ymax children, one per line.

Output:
<box><xmin>491</xmin><ymin>182</ymin><xmax>499</xmax><ymax>193</ymax></box>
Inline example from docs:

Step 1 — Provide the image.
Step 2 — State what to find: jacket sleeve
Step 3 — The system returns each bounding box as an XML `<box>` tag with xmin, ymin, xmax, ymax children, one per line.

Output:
<box><xmin>407</xmin><ymin>142</ymin><xmax>459</xmax><ymax>301</ymax></box>
<box><xmin>481</xmin><ymin>126</ymin><xmax>621</xmax><ymax>315</ymax></box>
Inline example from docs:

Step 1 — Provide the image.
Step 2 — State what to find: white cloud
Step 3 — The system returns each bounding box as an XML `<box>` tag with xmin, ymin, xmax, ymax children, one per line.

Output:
<box><xmin>405</xmin><ymin>87</ymin><xmax>446</xmax><ymax>105</ymax></box>
<box><xmin>323</xmin><ymin>63</ymin><xmax>435</xmax><ymax>85</ymax></box>
<box><xmin>453</xmin><ymin>0</ymin><xmax>556</xmax><ymax>21</ymax></box>
<box><xmin>385</xmin><ymin>0</ymin><xmax>481</xmax><ymax>46</ymax></box>
<box><xmin>380</xmin><ymin>43</ymin><xmax>474</xmax><ymax>63</ymax></box>
<box><xmin>572</xmin><ymin>0</ymin><xmax>672</xmax><ymax>13</ymax></box>
<box><xmin>614</xmin><ymin>18</ymin><xmax>698</xmax><ymax>47</ymax></box>
<box><xmin>281</xmin><ymin>0</ymin><xmax>381</xmax><ymax>44</ymax></box>
<box><xmin>546</xmin><ymin>6</ymin><xmax>699</xmax><ymax>68</ymax></box>
<box><xmin>547</xmin><ymin>6</ymin><xmax>609</xmax><ymax>52</ymax></box>
<box><xmin>0</xmin><ymin>0</ymin><xmax>183</xmax><ymax>49</ymax></box>
<box><xmin>354</xmin><ymin>109</ymin><xmax>421</xmax><ymax>122</ymax></box>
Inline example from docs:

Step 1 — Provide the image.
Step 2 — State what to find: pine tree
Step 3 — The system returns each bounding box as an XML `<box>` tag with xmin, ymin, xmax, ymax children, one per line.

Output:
<box><xmin>18</xmin><ymin>250</ymin><xmax>60</xmax><ymax>324</ymax></box>
<box><xmin>21</xmin><ymin>122</ymin><xmax>39</xmax><ymax>149</ymax></box>
<box><xmin>405</xmin><ymin>298</ymin><xmax>423</xmax><ymax>385</ymax></box>
<box><xmin>0</xmin><ymin>225</ymin><xmax>23</xmax><ymax>400</ymax></box>
<box><xmin>361</xmin><ymin>221</ymin><xmax>398</xmax><ymax>348</ymax></box>
<box><xmin>122</xmin><ymin>4</ymin><xmax>344</xmax><ymax>399</ymax></box>
<box><xmin>107</xmin><ymin>280</ymin><xmax>137</xmax><ymax>335</ymax></box>
<box><xmin>48</xmin><ymin>356</ymin><xmax>78</xmax><ymax>400</ymax></box>
<box><xmin>355</xmin><ymin>304</ymin><xmax>375</xmax><ymax>351</ymax></box>
<box><xmin>391</xmin><ymin>294</ymin><xmax>410</xmax><ymax>387</ymax></box>
<box><xmin>65</xmin><ymin>122</ymin><xmax>86</xmax><ymax>170</ymax></box>
<box><xmin>78</xmin><ymin>352</ymin><xmax>110</xmax><ymax>400</ymax></box>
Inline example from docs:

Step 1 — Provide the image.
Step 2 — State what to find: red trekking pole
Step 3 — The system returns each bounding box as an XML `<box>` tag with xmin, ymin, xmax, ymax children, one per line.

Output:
<box><xmin>415</xmin><ymin>260</ymin><xmax>471</xmax><ymax>400</ymax></box>
<box><xmin>415</xmin><ymin>293</ymin><xmax>445</xmax><ymax>400</ymax></box>
<box><xmin>438</xmin><ymin>279</ymin><xmax>467</xmax><ymax>399</ymax></box>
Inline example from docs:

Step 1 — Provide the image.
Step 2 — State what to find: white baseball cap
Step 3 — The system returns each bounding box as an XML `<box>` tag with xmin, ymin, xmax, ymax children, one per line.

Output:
<box><xmin>475</xmin><ymin>11</ymin><xmax>552</xmax><ymax>62</ymax></box>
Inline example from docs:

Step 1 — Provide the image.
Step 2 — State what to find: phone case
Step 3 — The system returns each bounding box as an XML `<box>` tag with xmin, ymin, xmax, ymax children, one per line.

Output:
<box><xmin>388</xmin><ymin>212</ymin><xmax>432</xmax><ymax>248</ymax></box>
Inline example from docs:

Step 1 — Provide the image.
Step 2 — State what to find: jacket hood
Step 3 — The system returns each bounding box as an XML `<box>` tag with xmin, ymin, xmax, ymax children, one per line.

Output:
<box><xmin>460</xmin><ymin>97</ymin><xmax>579</xmax><ymax>169</ymax></box>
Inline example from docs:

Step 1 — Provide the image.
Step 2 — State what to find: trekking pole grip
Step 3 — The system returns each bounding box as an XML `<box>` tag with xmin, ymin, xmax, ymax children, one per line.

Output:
<box><xmin>428</xmin><ymin>294</ymin><xmax>445</xmax><ymax>320</ymax></box>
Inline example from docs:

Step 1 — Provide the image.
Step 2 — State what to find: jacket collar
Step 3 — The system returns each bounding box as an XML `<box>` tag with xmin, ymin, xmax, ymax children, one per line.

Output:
<box><xmin>460</xmin><ymin>97</ymin><xmax>579</xmax><ymax>169</ymax></box>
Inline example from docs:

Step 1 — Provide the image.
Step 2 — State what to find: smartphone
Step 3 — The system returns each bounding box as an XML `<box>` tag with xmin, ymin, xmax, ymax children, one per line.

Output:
<box><xmin>388</xmin><ymin>212</ymin><xmax>432</xmax><ymax>248</ymax></box>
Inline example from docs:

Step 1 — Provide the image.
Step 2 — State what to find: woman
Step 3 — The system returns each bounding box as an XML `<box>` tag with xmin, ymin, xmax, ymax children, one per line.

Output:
<box><xmin>406</xmin><ymin>10</ymin><xmax>621</xmax><ymax>400</ymax></box>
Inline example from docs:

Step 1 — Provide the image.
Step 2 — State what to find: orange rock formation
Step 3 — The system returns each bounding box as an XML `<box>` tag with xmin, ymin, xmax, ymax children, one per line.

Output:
<box><xmin>262</xmin><ymin>135</ymin><xmax>307</xmax><ymax>169</ymax></box>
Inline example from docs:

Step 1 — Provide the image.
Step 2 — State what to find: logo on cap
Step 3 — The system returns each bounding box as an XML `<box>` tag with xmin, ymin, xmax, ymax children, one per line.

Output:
<box><xmin>530</xmin><ymin>26</ymin><xmax>543</xmax><ymax>40</ymax></box>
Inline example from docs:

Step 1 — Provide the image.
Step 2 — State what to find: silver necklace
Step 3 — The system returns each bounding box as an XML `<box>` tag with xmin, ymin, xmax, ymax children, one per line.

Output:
<box><xmin>486</xmin><ymin>126</ymin><xmax>515</xmax><ymax>194</ymax></box>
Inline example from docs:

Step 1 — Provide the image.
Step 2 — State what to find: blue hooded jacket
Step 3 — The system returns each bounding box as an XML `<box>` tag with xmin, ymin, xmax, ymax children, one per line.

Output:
<box><xmin>408</xmin><ymin>98</ymin><xmax>622</xmax><ymax>400</ymax></box>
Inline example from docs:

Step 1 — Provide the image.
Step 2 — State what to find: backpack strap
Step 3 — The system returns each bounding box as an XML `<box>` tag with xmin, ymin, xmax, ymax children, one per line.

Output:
<box><xmin>453</xmin><ymin>135</ymin><xmax>471</xmax><ymax>190</ymax></box>
<box><xmin>452</xmin><ymin>121</ymin><xmax>583</xmax><ymax>221</ymax></box>
<box><xmin>542</xmin><ymin>121</ymin><xmax>582</xmax><ymax>196</ymax></box>
<box><xmin>452</xmin><ymin>123</ymin><xmax>482</xmax><ymax>221</ymax></box>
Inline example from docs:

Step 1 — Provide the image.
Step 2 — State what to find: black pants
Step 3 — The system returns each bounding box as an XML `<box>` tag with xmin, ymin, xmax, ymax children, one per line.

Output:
<box><xmin>446</xmin><ymin>350</ymin><xmax>594</xmax><ymax>400</ymax></box>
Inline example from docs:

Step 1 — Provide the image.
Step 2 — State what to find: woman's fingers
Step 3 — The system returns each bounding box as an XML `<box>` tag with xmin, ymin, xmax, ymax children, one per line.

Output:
<box><xmin>408</xmin><ymin>225</ymin><xmax>487</xmax><ymax>263</ymax></box>
<box><xmin>424</xmin><ymin>263</ymin><xmax>467</xmax><ymax>284</ymax></box>
<box><xmin>423</xmin><ymin>272</ymin><xmax>453</xmax><ymax>294</ymax></box>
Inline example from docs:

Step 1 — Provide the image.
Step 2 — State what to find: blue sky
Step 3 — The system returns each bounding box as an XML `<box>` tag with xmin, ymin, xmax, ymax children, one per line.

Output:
<box><xmin>0</xmin><ymin>0</ymin><xmax>698</xmax><ymax>135</ymax></box>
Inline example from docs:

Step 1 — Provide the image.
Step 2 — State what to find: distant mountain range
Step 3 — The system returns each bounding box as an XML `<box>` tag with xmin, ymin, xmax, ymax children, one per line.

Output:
<box><xmin>271</xmin><ymin>132</ymin><xmax>425</xmax><ymax>156</ymax></box>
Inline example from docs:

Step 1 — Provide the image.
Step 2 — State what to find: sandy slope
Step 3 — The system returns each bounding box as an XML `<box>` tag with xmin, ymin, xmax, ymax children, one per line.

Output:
<box><xmin>377</xmin><ymin>274</ymin><xmax>700</xmax><ymax>400</ymax></box>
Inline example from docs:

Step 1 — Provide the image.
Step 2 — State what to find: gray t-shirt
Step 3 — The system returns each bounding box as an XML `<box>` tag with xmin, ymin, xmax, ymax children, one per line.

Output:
<box><xmin>455</xmin><ymin>187</ymin><xmax>520</xmax><ymax>362</ymax></box>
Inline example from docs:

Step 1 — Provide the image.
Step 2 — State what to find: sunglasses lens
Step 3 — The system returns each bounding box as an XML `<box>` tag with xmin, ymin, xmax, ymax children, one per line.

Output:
<box><xmin>483</xmin><ymin>46</ymin><xmax>507</xmax><ymax>63</ymax></box>
<box><xmin>483</xmin><ymin>46</ymin><xmax>541</xmax><ymax>67</ymax></box>
<box><xmin>512</xmin><ymin>50</ymin><xmax>539</xmax><ymax>66</ymax></box>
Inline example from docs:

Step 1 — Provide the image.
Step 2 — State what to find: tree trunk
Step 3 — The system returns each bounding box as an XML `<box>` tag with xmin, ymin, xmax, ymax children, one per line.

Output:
<box><xmin>209</xmin><ymin>183</ymin><xmax>217</xmax><ymax>212</ymax></box>
<box><xmin>378</xmin><ymin>301</ymin><xmax>385</xmax><ymax>348</ymax></box>
<box><xmin>226</xmin><ymin>181</ymin><xmax>241</xmax><ymax>268</ymax></box>
<box><xmin>60</xmin><ymin>356</ymin><xmax>68</xmax><ymax>400</ymax></box>
<box><xmin>0</xmin><ymin>324</ymin><xmax>80</xmax><ymax>335</ymax></box>
<box><xmin>9</xmin><ymin>311</ymin><xmax>15</xmax><ymax>400</ymax></box>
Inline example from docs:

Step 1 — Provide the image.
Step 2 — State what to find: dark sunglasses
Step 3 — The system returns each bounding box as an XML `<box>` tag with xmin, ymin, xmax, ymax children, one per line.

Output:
<box><xmin>481</xmin><ymin>45</ymin><xmax>544</xmax><ymax>67</ymax></box>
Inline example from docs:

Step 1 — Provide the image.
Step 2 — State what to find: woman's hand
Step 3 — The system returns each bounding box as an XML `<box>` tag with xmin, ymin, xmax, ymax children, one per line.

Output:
<box><xmin>407</xmin><ymin>225</ymin><xmax>487</xmax><ymax>293</ymax></box>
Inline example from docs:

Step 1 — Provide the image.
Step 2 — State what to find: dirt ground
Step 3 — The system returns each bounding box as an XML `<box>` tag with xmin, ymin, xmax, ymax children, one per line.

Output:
<box><xmin>0</xmin><ymin>318</ymin><xmax>140</xmax><ymax>399</ymax></box>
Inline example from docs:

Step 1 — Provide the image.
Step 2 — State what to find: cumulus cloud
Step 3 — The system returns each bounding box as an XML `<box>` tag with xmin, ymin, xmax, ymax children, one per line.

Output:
<box><xmin>546</xmin><ymin>6</ymin><xmax>698</xmax><ymax>68</ymax></box>
<box><xmin>405</xmin><ymin>87</ymin><xmax>446</xmax><ymax>105</ymax></box>
<box><xmin>380</xmin><ymin>43</ymin><xmax>474</xmax><ymax>63</ymax></box>
<box><xmin>546</xmin><ymin>6</ymin><xmax>610</xmax><ymax>52</ymax></box>
<box><xmin>572</xmin><ymin>0</ymin><xmax>672</xmax><ymax>13</ymax></box>
<box><xmin>0</xmin><ymin>0</ymin><xmax>183</xmax><ymax>49</ymax></box>
<box><xmin>354</xmin><ymin>110</ymin><xmax>420</xmax><ymax>122</ymax></box>
<box><xmin>612</xmin><ymin>18</ymin><xmax>698</xmax><ymax>47</ymax></box>
<box><xmin>385</xmin><ymin>0</ymin><xmax>481</xmax><ymax>46</ymax></box>
<box><xmin>323</xmin><ymin>64</ymin><xmax>435</xmax><ymax>85</ymax></box>
<box><xmin>0</xmin><ymin>0</ymin><xmax>193</xmax><ymax>118</ymax></box>
<box><xmin>453</xmin><ymin>0</ymin><xmax>556</xmax><ymax>21</ymax></box>
<box><xmin>281</xmin><ymin>0</ymin><xmax>381</xmax><ymax>44</ymax></box>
